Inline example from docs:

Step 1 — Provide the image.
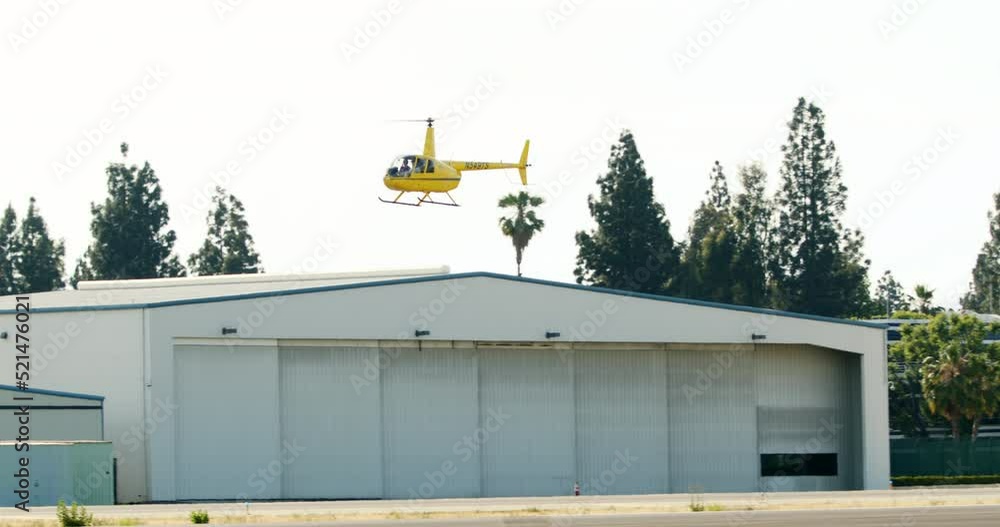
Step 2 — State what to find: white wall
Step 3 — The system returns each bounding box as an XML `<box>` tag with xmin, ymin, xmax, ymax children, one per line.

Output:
<box><xmin>0</xmin><ymin>309</ymin><xmax>146</xmax><ymax>503</ymax></box>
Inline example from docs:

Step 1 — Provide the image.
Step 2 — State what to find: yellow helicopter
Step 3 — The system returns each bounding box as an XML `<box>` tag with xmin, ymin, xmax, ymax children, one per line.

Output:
<box><xmin>380</xmin><ymin>118</ymin><xmax>530</xmax><ymax>206</ymax></box>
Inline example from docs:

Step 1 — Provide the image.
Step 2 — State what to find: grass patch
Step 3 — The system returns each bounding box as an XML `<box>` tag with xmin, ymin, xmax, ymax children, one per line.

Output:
<box><xmin>56</xmin><ymin>502</ymin><xmax>93</xmax><ymax>527</ymax></box>
<box><xmin>892</xmin><ymin>475</ymin><xmax>1000</xmax><ymax>487</ymax></box>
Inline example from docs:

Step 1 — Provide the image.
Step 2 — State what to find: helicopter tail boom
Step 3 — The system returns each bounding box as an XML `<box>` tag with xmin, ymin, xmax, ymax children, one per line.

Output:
<box><xmin>442</xmin><ymin>139</ymin><xmax>531</xmax><ymax>185</ymax></box>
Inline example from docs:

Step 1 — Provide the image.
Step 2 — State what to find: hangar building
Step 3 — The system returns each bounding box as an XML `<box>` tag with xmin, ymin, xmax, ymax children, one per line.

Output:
<box><xmin>0</xmin><ymin>267</ymin><xmax>889</xmax><ymax>503</ymax></box>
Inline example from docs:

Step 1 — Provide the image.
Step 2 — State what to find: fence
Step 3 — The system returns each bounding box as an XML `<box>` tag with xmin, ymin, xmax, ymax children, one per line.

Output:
<box><xmin>891</xmin><ymin>437</ymin><xmax>1000</xmax><ymax>476</ymax></box>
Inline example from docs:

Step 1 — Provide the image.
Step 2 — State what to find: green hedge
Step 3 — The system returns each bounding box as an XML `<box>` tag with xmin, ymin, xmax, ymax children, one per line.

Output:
<box><xmin>892</xmin><ymin>475</ymin><xmax>1000</xmax><ymax>487</ymax></box>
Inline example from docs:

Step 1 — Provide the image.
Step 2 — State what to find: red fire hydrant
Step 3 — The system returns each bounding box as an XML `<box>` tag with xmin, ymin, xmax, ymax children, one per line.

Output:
<box><xmin>574</xmin><ymin>481</ymin><xmax>580</xmax><ymax>496</ymax></box>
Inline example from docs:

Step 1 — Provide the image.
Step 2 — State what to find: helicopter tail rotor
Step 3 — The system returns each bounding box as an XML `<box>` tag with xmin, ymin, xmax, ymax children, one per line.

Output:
<box><xmin>518</xmin><ymin>140</ymin><xmax>530</xmax><ymax>185</ymax></box>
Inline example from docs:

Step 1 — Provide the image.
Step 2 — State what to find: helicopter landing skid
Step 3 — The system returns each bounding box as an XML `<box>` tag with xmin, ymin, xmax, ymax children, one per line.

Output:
<box><xmin>378</xmin><ymin>191</ymin><xmax>460</xmax><ymax>207</ymax></box>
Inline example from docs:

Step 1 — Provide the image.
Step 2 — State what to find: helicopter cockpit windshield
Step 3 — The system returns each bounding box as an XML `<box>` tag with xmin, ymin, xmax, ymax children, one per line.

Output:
<box><xmin>386</xmin><ymin>155</ymin><xmax>434</xmax><ymax>177</ymax></box>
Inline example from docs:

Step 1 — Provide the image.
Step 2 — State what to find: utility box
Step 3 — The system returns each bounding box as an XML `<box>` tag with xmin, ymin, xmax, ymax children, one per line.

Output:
<box><xmin>0</xmin><ymin>441</ymin><xmax>114</xmax><ymax>506</ymax></box>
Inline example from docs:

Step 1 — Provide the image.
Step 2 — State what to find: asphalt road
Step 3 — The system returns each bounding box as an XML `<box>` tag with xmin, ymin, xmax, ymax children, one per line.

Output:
<box><xmin>227</xmin><ymin>504</ymin><xmax>1000</xmax><ymax>526</ymax></box>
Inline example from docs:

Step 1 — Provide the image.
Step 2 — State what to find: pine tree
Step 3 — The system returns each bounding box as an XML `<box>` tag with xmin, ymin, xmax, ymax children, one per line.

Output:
<box><xmin>574</xmin><ymin>130</ymin><xmax>680</xmax><ymax>294</ymax></box>
<box><xmin>837</xmin><ymin>228</ymin><xmax>877</xmax><ymax>317</ymax></box>
<box><xmin>0</xmin><ymin>205</ymin><xmax>19</xmax><ymax>295</ymax></box>
<box><xmin>189</xmin><ymin>194</ymin><xmax>226</xmax><ymax>276</ymax></box>
<box><xmin>874</xmin><ymin>270</ymin><xmax>913</xmax><ymax>316</ymax></box>
<box><xmin>189</xmin><ymin>188</ymin><xmax>263</xmax><ymax>276</ymax></box>
<box><xmin>731</xmin><ymin>163</ymin><xmax>771</xmax><ymax>307</ymax></box>
<box><xmin>914</xmin><ymin>284</ymin><xmax>940</xmax><ymax>315</ymax></box>
<box><xmin>770</xmin><ymin>98</ymin><xmax>872</xmax><ymax>317</ymax></box>
<box><xmin>16</xmin><ymin>197</ymin><xmax>65</xmax><ymax>293</ymax></box>
<box><xmin>76</xmin><ymin>142</ymin><xmax>185</xmax><ymax>281</ymax></box>
<box><xmin>70</xmin><ymin>250</ymin><xmax>95</xmax><ymax>289</ymax></box>
<box><xmin>677</xmin><ymin>161</ymin><xmax>736</xmax><ymax>303</ymax></box>
<box><xmin>962</xmin><ymin>192</ymin><xmax>1000</xmax><ymax>314</ymax></box>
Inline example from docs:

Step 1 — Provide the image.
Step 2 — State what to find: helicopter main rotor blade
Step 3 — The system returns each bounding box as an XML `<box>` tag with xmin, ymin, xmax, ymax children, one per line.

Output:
<box><xmin>385</xmin><ymin>117</ymin><xmax>437</xmax><ymax>126</ymax></box>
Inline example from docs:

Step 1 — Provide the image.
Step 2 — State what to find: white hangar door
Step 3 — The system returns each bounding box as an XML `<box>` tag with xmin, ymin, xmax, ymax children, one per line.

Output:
<box><xmin>755</xmin><ymin>345</ymin><xmax>861</xmax><ymax>492</ymax></box>
<box><xmin>382</xmin><ymin>348</ymin><xmax>480</xmax><ymax>499</ymax></box>
<box><xmin>279</xmin><ymin>346</ymin><xmax>382</xmax><ymax>499</ymax></box>
<box><xmin>174</xmin><ymin>345</ymin><xmax>281</xmax><ymax>500</ymax></box>
<box><xmin>481</xmin><ymin>348</ymin><xmax>574</xmax><ymax>497</ymax></box>
<box><xmin>667</xmin><ymin>348</ymin><xmax>758</xmax><ymax>493</ymax></box>
<box><xmin>575</xmin><ymin>349</ymin><xmax>670</xmax><ymax>494</ymax></box>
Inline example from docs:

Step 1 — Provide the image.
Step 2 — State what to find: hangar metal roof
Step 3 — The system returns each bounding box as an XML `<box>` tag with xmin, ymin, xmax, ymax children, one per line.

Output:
<box><xmin>0</xmin><ymin>384</ymin><xmax>105</xmax><ymax>401</ymax></box>
<box><xmin>0</xmin><ymin>269</ymin><xmax>886</xmax><ymax>329</ymax></box>
<box><xmin>0</xmin><ymin>266</ymin><xmax>449</xmax><ymax>311</ymax></box>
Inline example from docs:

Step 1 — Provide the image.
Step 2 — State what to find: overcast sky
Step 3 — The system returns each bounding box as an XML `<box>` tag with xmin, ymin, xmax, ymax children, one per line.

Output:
<box><xmin>2</xmin><ymin>0</ymin><xmax>997</xmax><ymax>309</ymax></box>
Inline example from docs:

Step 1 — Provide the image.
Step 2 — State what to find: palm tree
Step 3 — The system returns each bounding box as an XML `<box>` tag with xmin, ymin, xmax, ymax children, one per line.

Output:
<box><xmin>498</xmin><ymin>191</ymin><xmax>545</xmax><ymax>277</ymax></box>
<box><xmin>914</xmin><ymin>284</ymin><xmax>936</xmax><ymax>314</ymax></box>
<box><xmin>911</xmin><ymin>314</ymin><xmax>1000</xmax><ymax>441</ymax></box>
<box><xmin>921</xmin><ymin>342</ymin><xmax>970</xmax><ymax>440</ymax></box>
